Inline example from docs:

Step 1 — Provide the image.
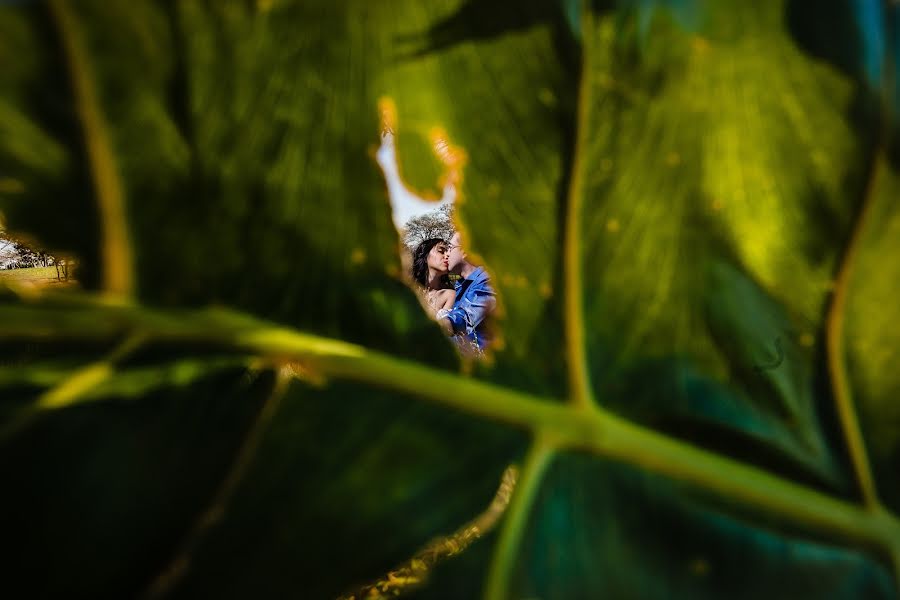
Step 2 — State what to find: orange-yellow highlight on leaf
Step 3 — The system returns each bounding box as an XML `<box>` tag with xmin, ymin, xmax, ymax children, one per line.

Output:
<box><xmin>338</xmin><ymin>465</ymin><xmax>518</xmax><ymax>600</ymax></box>
<box><xmin>429</xmin><ymin>126</ymin><xmax>467</xmax><ymax>190</ymax></box>
<box><xmin>378</xmin><ymin>96</ymin><xmax>397</xmax><ymax>135</ymax></box>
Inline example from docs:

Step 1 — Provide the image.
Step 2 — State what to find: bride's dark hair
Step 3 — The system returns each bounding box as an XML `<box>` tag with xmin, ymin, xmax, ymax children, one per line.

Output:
<box><xmin>412</xmin><ymin>238</ymin><xmax>449</xmax><ymax>288</ymax></box>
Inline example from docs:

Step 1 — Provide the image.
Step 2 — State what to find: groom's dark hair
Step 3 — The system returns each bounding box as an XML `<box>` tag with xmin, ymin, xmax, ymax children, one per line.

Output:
<box><xmin>412</xmin><ymin>238</ymin><xmax>447</xmax><ymax>287</ymax></box>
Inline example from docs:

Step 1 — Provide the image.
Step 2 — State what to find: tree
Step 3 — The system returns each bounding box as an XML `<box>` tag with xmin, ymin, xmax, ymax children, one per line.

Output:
<box><xmin>0</xmin><ymin>236</ymin><xmax>16</xmax><ymax>268</ymax></box>
<box><xmin>13</xmin><ymin>241</ymin><xmax>40</xmax><ymax>268</ymax></box>
<box><xmin>401</xmin><ymin>203</ymin><xmax>455</xmax><ymax>249</ymax></box>
<box><xmin>55</xmin><ymin>258</ymin><xmax>70</xmax><ymax>281</ymax></box>
<box><xmin>0</xmin><ymin>232</ymin><xmax>54</xmax><ymax>269</ymax></box>
<box><xmin>0</xmin><ymin>233</ymin><xmax>34</xmax><ymax>269</ymax></box>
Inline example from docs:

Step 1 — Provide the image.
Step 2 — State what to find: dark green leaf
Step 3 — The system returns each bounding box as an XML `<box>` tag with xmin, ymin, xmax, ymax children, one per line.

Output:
<box><xmin>0</xmin><ymin>0</ymin><xmax>899</xmax><ymax>599</ymax></box>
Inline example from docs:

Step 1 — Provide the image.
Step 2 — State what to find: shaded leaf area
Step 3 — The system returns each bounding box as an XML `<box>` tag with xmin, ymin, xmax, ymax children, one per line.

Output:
<box><xmin>513</xmin><ymin>453</ymin><xmax>896</xmax><ymax>599</ymax></box>
<box><xmin>164</xmin><ymin>381</ymin><xmax>527</xmax><ymax>600</ymax></box>
<box><xmin>0</xmin><ymin>336</ymin><xmax>254</xmax><ymax>415</ymax></box>
<box><xmin>845</xmin><ymin>160</ymin><xmax>900</xmax><ymax>514</ymax></box>
<box><xmin>574</xmin><ymin>1</ymin><xmax>878</xmax><ymax>492</ymax></box>
<box><xmin>0</xmin><ymin>336</ymin><xmax>114</xmax><ymax>417</ymax></box>
<box><xmin>787</xmin><ymin>0</ymin><xmax>874</xmax><ymax>83</ymax></box>
<box><xmin>0</xmin><ymin>0</ymin><xmax>453</xmax><ymax>365</ymax></box>
<box><xmin>0</xmin><ymin>366</ymin><xmax>272</xmax><ymax>599</ymax></box>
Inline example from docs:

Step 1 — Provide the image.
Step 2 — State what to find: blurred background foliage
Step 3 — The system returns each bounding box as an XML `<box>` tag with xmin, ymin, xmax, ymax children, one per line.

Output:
<box><xmin>0</xmin><ymin>0</ymin><xmax>899</xmax><ymax>598</ymax></box>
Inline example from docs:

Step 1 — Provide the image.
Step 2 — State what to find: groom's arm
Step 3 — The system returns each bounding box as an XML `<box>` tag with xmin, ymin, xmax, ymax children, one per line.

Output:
<box><xmin>443</xmin><ymin>283</ymin><xmax>495</xmax><ymax>334</ymax></box>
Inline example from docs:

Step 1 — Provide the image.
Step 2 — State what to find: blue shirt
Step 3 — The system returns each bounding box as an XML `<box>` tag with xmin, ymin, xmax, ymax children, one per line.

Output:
<box><xmin>444</xmin><ymin>266</ymin><xmax>495</xmax><ymax>353</ymax></box>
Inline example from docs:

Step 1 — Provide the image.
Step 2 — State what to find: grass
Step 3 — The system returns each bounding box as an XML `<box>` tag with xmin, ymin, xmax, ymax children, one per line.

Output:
<box><xmin>0</xmin><ymin>266</ymin><xmax>74</xmax><ymax>286</ymax></box>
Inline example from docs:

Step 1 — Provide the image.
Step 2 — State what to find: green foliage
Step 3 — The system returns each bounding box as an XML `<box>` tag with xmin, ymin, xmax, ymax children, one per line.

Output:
<box><xmin>0</xmin><ymin>0</ymin><xmax>899</xmax><ymax>599</ymax></box>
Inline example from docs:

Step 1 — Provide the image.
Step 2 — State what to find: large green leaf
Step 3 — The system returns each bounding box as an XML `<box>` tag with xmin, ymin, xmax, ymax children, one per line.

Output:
<box><xmin>1</xmin><ymin>0</ymin><xmax>899</xmax><ymax>598</ymax></box>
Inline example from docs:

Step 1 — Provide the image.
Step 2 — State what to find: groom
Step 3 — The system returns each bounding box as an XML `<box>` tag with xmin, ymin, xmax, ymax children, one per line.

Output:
<box><xmin>440</xmin><ymin>231</ymin><xmax>496</xmax><ymax>354</ymax></box>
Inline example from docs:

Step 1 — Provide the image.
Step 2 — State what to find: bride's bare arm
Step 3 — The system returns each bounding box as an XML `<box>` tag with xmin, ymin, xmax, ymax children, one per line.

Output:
<box><xmin>433</xmin><ymin>289</ymin><xmax>456</xmax><ymax>334</ymax></box>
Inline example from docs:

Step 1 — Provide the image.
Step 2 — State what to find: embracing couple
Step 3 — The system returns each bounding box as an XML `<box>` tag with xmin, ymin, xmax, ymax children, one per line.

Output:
<box><xmin>411</xmin><ymin>232</ymin><xmax>495</xmax><ymax>355</ymax></box>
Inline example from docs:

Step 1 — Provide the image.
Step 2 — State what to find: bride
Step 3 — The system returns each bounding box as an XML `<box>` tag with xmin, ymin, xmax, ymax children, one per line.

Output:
<box><xmin>411</xmin><ymin>238</ymin><xmax>455</xmax><ymax>321</ymax></box>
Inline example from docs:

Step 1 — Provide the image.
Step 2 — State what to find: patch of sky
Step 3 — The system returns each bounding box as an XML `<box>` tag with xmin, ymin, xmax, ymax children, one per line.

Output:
<box><xmin>377</xmin><ymin>132</ymin><xmax>455</xmax><ymax>231</ymax></box>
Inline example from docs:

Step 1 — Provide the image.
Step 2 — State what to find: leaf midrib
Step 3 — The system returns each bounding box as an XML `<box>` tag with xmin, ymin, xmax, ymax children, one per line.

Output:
<box><xmin>7</xmin><ymin>296</ymin><xmax>900</xmax><ymax>573</ymax></box>
<box><xmin>561</xmin><ymin>5</ymin><xmax>594</xmax><ymax>411</ymax></box>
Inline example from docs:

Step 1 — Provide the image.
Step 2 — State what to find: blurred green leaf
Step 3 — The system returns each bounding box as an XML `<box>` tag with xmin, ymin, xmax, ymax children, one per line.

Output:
<box><xmin>1</xmin><ymin>0</ymin><xmax>899</xmax><ymax>599</ymax></box>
